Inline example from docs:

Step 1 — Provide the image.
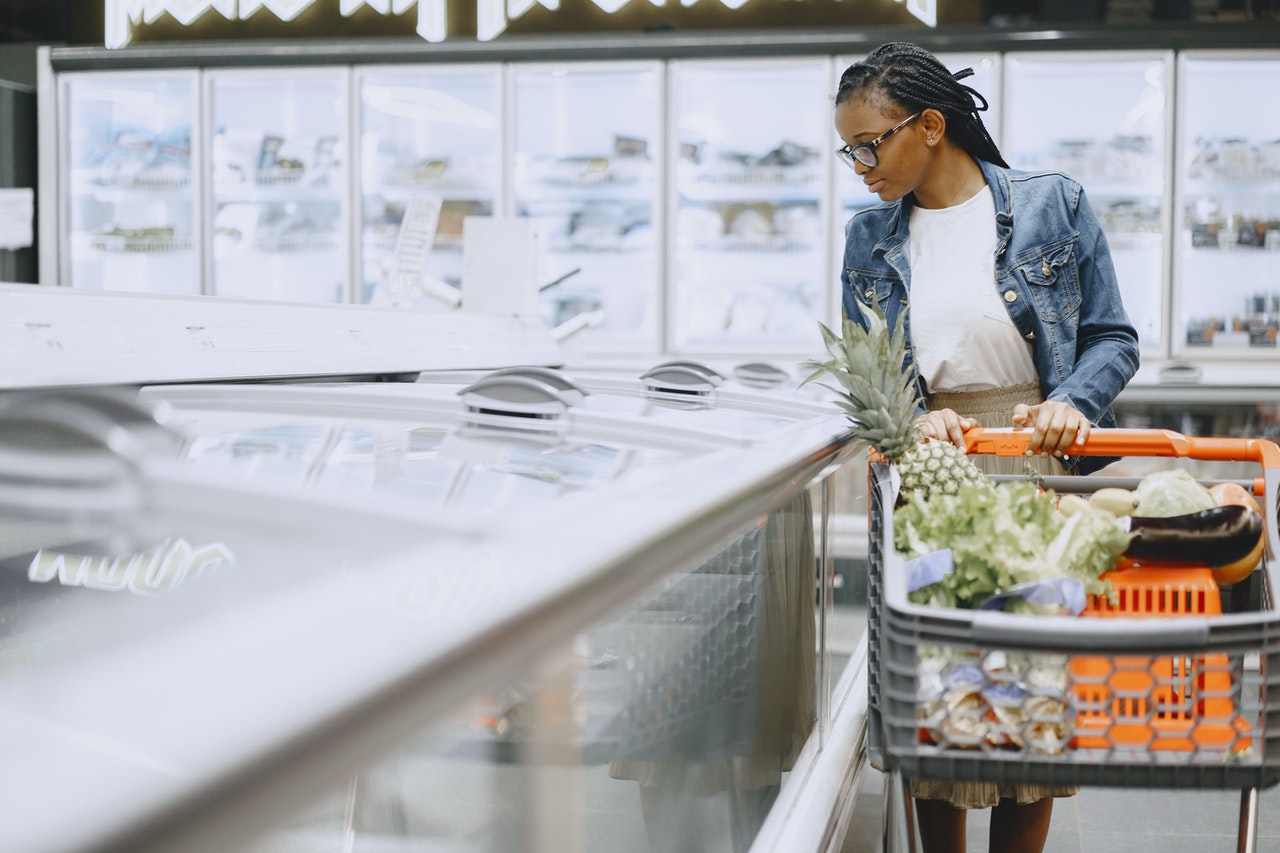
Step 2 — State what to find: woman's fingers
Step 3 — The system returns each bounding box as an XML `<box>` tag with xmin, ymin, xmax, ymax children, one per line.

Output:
<box><xmin>917</xmin><ymin>410</ymin><xmax>975</xmax><ymax>448</ymax></box>
<box><xmin>1013</xmin><ymin>401</ymin><xmax>1089</xmax><ymax>456</ymax></box>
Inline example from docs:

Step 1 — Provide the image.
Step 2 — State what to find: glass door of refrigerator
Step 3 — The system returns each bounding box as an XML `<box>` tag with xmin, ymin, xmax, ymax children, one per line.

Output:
<box><xmin>832</xmin><ymin>53</ymin><xmax>1001</xmax><ymax>321</ymax></box>
<box><xmin>61</xmin><ymin>71</ymin><xmax>199</xmax><ymax>294</ymax></box>
<box><xmin>207</xmin><ymin>68</ymin><xmax>349</xmax><ymax>303</ymax></box>
<box><xmin>1175</xmin><ymin>52</ymin><xmax>1280</xmax><ymax>359</ymax></box>
<box><xmin>357</xmin><ymin>65</ymin><xmax>501</xmax><ymax>305</ymax></box>
<box><xmin>670</xmin><ymin>59</ymin><xmax>830</xmax><ymax>355</ymax></box>
<box><xmin>511</xmin><ymin>63</ymin><xmax>663</xmax><ymax>355</ymax></box>
<box><xmin>1003</xmin><ymin>52</ymin><xmax>1171</xmax><ymax>355</ymax></box>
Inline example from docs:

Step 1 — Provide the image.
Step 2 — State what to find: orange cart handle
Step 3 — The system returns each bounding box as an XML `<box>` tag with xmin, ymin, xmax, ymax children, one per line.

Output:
<box><xmin>962</xmin><ymin>427</ymin><xmax>1280</xmax><ymax>471</ymax></box>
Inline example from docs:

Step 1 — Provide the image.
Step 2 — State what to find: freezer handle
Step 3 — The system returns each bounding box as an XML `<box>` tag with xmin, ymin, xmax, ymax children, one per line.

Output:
<box><xmin>964</xmin><ymin>427</ymin><xmax>1280</xmax><ymax>470</ymax></box>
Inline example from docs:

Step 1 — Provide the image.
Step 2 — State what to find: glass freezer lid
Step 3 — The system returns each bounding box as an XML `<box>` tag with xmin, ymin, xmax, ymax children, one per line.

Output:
<box><xmin>159</xmin><ymin>399</ymin><xmax>692</xmax><ymax>515</ymax></box>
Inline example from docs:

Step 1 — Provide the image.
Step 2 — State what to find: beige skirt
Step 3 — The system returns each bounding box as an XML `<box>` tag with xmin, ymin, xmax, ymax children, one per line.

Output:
<box><xmin>912</xmin><ymin>381</ymin><xmax>1079</xmax><ymax>809</ymax></box>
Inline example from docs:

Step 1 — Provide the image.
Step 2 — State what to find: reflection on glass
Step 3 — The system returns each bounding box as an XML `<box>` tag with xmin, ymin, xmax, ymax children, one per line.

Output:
<box><xmin>359</xmin><ymin>68</ymin><xmax>500</xmax><ymax>304</ymax></box>
<box><xmin>63</xmin><ymin>73</ymin><xmax>199</xmax><ymax>294</ymax></box>
<box><xmin>179</xmin><ymin>419</ymin><xmax>686</xmax><ymax>514</ymax></box>
<box><xmin>244</xmin><ymin>493</ymin><xmax>820</xmax><ymax>853</ymax></box>
<box><xmin>209</xmin><ymin>70</ymin><xmax>348</xmax><ymax>303</ymax></box>
<box><xmin>512</xmin><ymin>64</ymin><xmax>663</xmax><ymax>355</ymax></box>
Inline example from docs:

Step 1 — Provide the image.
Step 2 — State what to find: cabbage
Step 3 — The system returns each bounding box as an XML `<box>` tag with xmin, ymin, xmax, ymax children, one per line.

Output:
<box><xmin>1134</xmin><ymin>469</ymin><xmax>1216</xmax><ymax>517</ymax></box>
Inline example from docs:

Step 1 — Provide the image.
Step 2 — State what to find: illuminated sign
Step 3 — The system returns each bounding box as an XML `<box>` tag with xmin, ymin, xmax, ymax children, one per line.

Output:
<box><xmin>106</xmin><ymin>0</ymin><xmax>937</xmax><ymax>48</ymax></box>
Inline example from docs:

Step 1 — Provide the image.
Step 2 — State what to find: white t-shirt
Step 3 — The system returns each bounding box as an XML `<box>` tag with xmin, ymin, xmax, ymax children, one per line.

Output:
<box><xmin>907</xmin><ymin>185</ymin><xmax>1038</xmax><ymax>394</ymax></box>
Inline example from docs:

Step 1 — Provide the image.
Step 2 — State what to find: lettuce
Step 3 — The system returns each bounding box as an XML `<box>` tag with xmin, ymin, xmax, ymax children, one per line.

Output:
<box><xmin>896</xmin><ymin>481</ymin><xmax>1127</xmax><ymax>610</ymax></box>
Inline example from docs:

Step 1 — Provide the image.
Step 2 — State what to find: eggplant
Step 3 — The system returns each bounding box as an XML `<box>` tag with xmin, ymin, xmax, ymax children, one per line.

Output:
<box><xmin>1122</xmin><ymin>504</ymin><xmax>1264</xmax><ymax>567</ymax></box>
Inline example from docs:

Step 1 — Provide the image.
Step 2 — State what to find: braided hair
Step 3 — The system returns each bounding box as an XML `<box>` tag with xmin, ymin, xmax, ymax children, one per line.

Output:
<box><xmin>836</xmin><ymin>42</ymin><xmax>1008</xmax><ymax>168</ymax></box>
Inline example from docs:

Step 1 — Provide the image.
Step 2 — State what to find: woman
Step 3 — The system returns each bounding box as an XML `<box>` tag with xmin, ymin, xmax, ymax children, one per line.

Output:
<box><xmin>834</xmin><ymin>43</ymin><xmax>1140</xmax><ymax>852</ymax></box>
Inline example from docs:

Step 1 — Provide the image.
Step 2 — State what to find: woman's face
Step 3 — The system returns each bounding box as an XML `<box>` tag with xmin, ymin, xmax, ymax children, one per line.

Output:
<box><xmin>834</xmin><ymin>97</ymin><xmax>929</xmax><ymax>203</ymax></box>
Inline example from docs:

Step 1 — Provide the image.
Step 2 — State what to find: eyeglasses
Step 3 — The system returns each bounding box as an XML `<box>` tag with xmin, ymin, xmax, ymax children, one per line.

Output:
<box><xmin>835</xmin><ymin>112</ymin><xmax>921</xmax><ymax>170</ymax></box>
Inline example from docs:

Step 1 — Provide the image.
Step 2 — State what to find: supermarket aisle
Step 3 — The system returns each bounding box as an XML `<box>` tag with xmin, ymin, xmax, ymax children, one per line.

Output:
<box><xmin>841</xmin><ymin>766</ymin><xmax>1280</xmax><ymax>853</ymax></box>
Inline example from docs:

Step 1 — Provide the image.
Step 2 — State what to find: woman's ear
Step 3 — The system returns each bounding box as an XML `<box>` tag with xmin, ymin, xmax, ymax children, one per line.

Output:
<box><xmin>919</xmin><ymin>108</ymin><xmax>947</xmax><ymax>146</ymax></box>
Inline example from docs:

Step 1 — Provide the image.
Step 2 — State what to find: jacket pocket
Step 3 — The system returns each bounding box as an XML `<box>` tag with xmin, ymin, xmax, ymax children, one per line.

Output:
<box><xmin>1014</xmin><ymin>241</ymin><xmax>1081</xmax><ymax>322</ymax></box>
<box><xmin>846</xmin><ymin>271</ymin><xmax>903</xmax><ymax>316</ymax></box>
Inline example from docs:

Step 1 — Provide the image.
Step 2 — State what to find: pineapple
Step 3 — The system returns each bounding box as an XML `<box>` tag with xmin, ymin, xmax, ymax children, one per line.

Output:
<box><xmin>802</xmin><ymin>302</ymin><xmax>988</xmax><ymax>498</ymax></box>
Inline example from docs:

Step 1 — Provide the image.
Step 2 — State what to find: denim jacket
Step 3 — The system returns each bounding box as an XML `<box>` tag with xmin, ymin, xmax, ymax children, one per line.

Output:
<box><xmin>840</xmin><ymin>158</ymin><xmax>1140</xmax><ymax>474</ymax></box>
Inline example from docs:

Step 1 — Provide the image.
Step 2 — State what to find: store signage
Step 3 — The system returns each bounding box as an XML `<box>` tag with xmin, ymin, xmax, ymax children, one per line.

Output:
<box><xmin>106</xmin><ymin>0</ymin><xmax>936</xmax><ymax>48</ymax></box>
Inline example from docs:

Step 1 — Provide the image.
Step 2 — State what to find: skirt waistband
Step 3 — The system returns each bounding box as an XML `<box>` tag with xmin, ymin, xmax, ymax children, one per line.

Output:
<box><xmin>925</xmin><ymin>381</ymin><xmax>1043</xmax><ymax>414</ymax></box>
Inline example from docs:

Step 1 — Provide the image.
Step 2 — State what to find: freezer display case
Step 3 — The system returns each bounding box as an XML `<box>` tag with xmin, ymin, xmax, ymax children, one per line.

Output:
<box><xmin>208</xmin><ymin>68</ymin><xmax>349</xmax><ymax>303</ymax></box>
<box><xmin>126</xmin><ymin>374</ymin><xmax>843</xmax><ymax>853</ymax></box>
<box><xmin>358</xmin><ymin>65</ymin><xmax>501</xmax><ymax>304</ymax></box>
<box><xmin>670</xmin><ymin>59</ymin><xmax>832</xmax><ymax>355</ymax></box>
<box><xmin>511</xmin><ymin>63</ymin><xmax>663</xmax><ymax>354</ymax></box>
<box><xmin>59</xmin><ymin>71</ymin><xmax>200</xmax><ymax>295</ymax></box>
<box><xmin>0</xmin><ymin>284</ymin><xmax>860</xmax><ymax>853</ymax></box>
<box><xmin>1002</xmin><ymin>52</ymin><xmax>1171</xmax><ymax>355</ymax></box>
<box><xmin>832</xmin><ymin>52</ymin><xmax>1001</xmax><ymax>318</ymax></box>
<box><xmin>1175</xmin><ymin>51</ymin><xmax>1280</xmax><ymax>358</ymax></box>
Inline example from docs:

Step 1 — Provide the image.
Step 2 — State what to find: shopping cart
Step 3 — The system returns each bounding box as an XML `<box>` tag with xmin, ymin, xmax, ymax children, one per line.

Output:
<box><xmin>867</xmin><ymin>428</ymin><xmax>1280</xmax><ymax>853</ymax></box>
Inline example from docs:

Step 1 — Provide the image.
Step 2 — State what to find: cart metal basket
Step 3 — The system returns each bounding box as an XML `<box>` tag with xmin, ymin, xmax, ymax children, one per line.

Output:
<box><xmin>868</xmin><ymin>428</ymin><xmax>1280</xmax><ymax>853</ymax></box>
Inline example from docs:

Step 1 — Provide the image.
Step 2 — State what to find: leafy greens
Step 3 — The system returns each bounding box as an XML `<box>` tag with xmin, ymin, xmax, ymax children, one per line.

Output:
<box><xmin>895</xmin><ymin>481</ymin><xmax>1129</xmax><ymax>610</ymax></box>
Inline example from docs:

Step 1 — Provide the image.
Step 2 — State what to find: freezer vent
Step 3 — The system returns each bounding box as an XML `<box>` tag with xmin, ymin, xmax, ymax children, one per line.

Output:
<box><xmin>458</xmin><ymin>374</ymin><xmax>575</xmax><ymax>436</ymax></box>
<box><xmin>641</xmin><ymin>361</ymin><xmax>724</xmax><ymax>404</ymax></box>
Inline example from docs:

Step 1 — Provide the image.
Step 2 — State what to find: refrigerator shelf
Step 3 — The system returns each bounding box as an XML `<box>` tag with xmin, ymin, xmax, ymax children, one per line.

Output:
<box><xmin>79</xmin><ymin>231</ymin><xmax>193</xmax><ymax>254</ymax></box>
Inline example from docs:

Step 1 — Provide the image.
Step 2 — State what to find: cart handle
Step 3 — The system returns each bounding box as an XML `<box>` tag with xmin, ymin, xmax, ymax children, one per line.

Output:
<box><xmin>963</xmin><ymin>427</ymin><xmax>1280</xmax><ymax>470</ymax></box>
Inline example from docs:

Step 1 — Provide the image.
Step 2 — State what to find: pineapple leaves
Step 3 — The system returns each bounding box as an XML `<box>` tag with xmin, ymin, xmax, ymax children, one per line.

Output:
<box><xmin>799</xmin><ymin>300</ymin><xmax>921</xmax><ymax>448</ymax></box>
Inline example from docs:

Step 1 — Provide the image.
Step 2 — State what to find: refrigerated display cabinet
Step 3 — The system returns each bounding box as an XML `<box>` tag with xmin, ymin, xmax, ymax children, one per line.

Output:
<box><xmin>669</xmin><ymin>58</ymin><xmax>833</xmax><ymax>356</ymax></box>
<box><xmin>207</xmin><ymin>68</ymin><xmax>350</xmax><ymax>303</ymax></box>
<box><xmin>35</xmin><ymin>29</ymin><xmax>1280</xmax><ymax>379</ymax></box>
<box><xmin>1002</xmin><ymin>51</ymin><xmax>1172</xmax><ymax>356</ymax></box>
<box><xmin>0</xmin><ymin>284</ymin><xmax>866</xmax><ymax>853</ymax></box>
<box><xmin>358</xmin><ymin>64</ymin><xmax>502</xmax><ymax>304</ymax></box>
<box><xmin>1174</xmin><ymin>51</ymin><xmax>1280</xmax><ymax>360</ymax></box>
<box><xmin>58</xmin><ymin>70</ymin><xmax>201</xmax><ymax>295</ymax></box>
<box><xmin>511</xmin><ymin>62</ymin><xmax>664</xmax><ymax>354</ymax></box>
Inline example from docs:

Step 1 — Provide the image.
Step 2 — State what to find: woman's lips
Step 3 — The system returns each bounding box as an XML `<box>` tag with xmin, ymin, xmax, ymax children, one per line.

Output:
<box><xmin>865</xmin><ymin>178</ymin><xmax>885</xmax><ymax>194</ymax></box>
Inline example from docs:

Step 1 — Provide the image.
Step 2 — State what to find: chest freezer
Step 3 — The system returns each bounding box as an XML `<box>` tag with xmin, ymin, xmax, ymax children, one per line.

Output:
<box><xmin>0</xmin><ymin>376</ymin><xmax>849</xmax><ymax>852</ymax></box>
<box><xmin>132</xmin><ymin>374</ymin><xmax>846</xmax><ymax>763</ymax></box>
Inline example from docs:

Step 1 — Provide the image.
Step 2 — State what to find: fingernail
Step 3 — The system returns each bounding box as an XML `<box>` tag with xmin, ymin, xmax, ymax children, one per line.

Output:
<box><xmin>1024</xmin><ymin>450</ymin><xmax>1033</xmax><ymax>457</ymax></box>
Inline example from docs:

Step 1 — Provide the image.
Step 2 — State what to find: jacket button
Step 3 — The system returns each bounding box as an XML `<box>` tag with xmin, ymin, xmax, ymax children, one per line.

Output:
<box><xmin>1003</xmin><ymin>290</ymin><xmax>1017</xmax><ymax>303</ymax></box>
<box><xmin>864</xmin><ymin>288</ymin><xmax>874</xmax><ymax>299</ymax></box>
<box><xmin>1026</xmin><ymin>331</ymin><xmax>1036</xmax><ymax>340</ymax></box>
<box><xmin>1042</xmin><ymin>259</ymin><xmax>1052</xmax><ymax>276</ymax></box>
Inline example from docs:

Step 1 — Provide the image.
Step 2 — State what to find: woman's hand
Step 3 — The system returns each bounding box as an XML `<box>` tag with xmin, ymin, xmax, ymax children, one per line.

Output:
<box><xmin>915</xmin><ymin>409</ymin><xmax>976</xmax><ymax>448</ymax></box>
<box><xmin>1012</xmin><ymin>400</ymin><xmax>1090</xmax><ymax>457</ymax></box>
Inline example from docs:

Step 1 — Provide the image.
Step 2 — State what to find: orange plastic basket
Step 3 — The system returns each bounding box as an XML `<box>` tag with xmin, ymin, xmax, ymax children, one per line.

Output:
<box><xmin>1071</xmin><ymin>565</ymin><xmax>1251</xmax><ymax>752</ymax></box>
